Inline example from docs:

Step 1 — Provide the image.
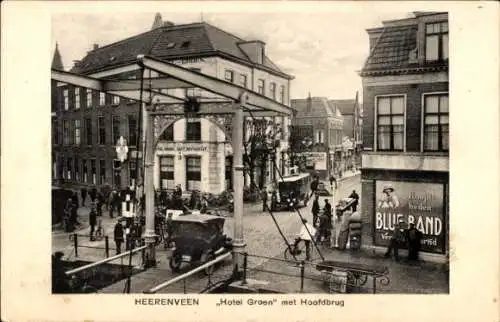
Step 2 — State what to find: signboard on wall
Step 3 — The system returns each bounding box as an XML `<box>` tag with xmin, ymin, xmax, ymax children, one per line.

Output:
<box><xmin>301</xmin><ymin>152</ymin><xmax>327</xmax><ymax>170</ymax></box>
<box><xmin>157</xmin><ymin>142</ymin><xmax>208</xmax><ymax>152</ymax></box>
<box><xmin>374</xmin><ymin>181</ymin><xmax>446</xmax><ymax>254</ymax></box>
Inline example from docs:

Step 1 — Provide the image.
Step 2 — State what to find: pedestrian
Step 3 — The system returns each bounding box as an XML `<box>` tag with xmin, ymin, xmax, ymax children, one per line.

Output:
<box><xmin>337</xmin><ymin>209</ymin><xmax>352</xmax><ymax>250</ymax></box>
<box><xmin>311</xmin><ymin>195</ymin><xmax>320</xmax><ymax>226</ymax></box>
<box><xmin>89</xmin><ymin>205</ymin><xmax>97</xmax><ymax>241</ymax></box>
<box><xmin>293</xmin><ymin>219</ymin><xmax>316</xmax><ymax>261</ymax></box>
<box><xmin>89</xmin><ymin>187</ymin><xmax>97</xmax><ymax>203</ymax></box>
<box><xmin>310</xmin><ymin>177</ymin><xmax>319</xmax><ymax>198</ymax></box>
<box><xmin>271</xmin><ymin>190</ymin><xmax>278</xmax><ymax>211</ymax></box>
<box><xmin>406</xmin><ymin>223</ymin><xmax>423</xmax><ymax>261</ymax></box>
<box><xmin>70</xmin><ymin>196</ymin><xmax>80</xmax><ymax>227</ymax></box>
<box><xmin>323</xmin><ymin>199</ymin><xmax>332</xmax><ymax>218</ymax></box>
<box><xmin>166</xmin><ymin>212</ymin><xmax>174</xmax><ymax>247</ymax></box>
<box><xmin>80</xmin><ymin>187</ymin><xmax>87</xmax><ymax>207</ymax></box>
<box><xmin>384</xmin><ymin>221</ymin><xmax>407</xmax><ymax>261</ymax></box>
<box><xmin>108</xmin><ymin>189</ymin><xmax>116</xmax><ymax>218</ymax></box>
<box><xmin>72</xmin><ymin>192</ymin><xmax>79</xmax><ymax>208</ymax></box>
<box><xmin>52</xmin><ymin>251</ymin><xmax>70</xmax><ymax>293</ymax></box>
<box><xmin>113</xmin><ymin>220</ymin><xmax>124</xmax><ymax>255</ymax></box>
<box><xmin>349</xmin><ymin>190</ymin><xmax>360</xmax><ymax>212</ymax></box>
<box><xmin>261</xmin><ymin>189</ymin><xmax>268</xmax><ymax>212</ymax></box>
<box><xmin>63</xmin><ymin>198</ymin><xmax>73</xmax><ymax>232</ymax></box>
<box><xmin>329</xmin><ymin>174</ymin><xmax>337</xmax><ymax>190</ymax></box>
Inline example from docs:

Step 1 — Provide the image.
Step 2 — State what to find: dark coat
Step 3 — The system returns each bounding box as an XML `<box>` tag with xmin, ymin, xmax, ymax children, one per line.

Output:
<box><xmin>89</xmin><ymin>210</ymin><xmax>97</xmax><ymax>226</ymax></box>
<box><xmin>310</xmin><ymin>180</ymin><xmax>319</xmax><ymax>191</ymax></box>
<box><xmin>312</xmin><ymin>199</ymin><xmax>320</xmax><ymax>214</ymax></box>
<box><xmin>406</xmin><ymin>228</ymin><xmax>423</xmax><ymax>248</ymax></box>
<box><xmin>114</xmin><ymin>222</ymin><xmax>124</xmax><ymax>241</ymax></box>
<box><xmin>323</xmin><ymin>203</ymin><xmax>332</xmax><ymax>217</ymax></box>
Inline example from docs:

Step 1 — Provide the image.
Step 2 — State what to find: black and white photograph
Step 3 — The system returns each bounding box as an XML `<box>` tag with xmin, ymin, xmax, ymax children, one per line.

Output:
<box><xmin>49</xmin><ymin>9</ymin><xmax>451</xmax><ymax>295</ymax></box>
<box><xmin>2</xmin><ymin>1</ymin><xmax>499</xmax><ymax>321</ymax></box>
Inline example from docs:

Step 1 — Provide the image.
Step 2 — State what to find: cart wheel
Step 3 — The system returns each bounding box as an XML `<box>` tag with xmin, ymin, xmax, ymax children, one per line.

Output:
<box><xmin>169</xmin><ymin>255</ymin><xmax>182</xmax><ymax>272</ymax></box>
<box><xmin>204</xmin><ymin>253</ymin><xmax>216</xmax><ymax>276</ymax></box>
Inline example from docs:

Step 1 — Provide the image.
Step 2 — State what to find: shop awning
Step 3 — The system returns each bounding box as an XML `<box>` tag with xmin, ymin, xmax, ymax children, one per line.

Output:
<box><xmin>51</xmin><ymin>55</ymin><xmax>295</xmax><ymax>117</ymax></box>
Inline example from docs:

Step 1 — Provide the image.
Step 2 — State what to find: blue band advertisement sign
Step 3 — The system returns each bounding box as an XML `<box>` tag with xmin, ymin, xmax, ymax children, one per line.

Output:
<box><xmin>374</xmin><ymin>181</ymin><xmax>446</xmax><ymax>254</ymax></box>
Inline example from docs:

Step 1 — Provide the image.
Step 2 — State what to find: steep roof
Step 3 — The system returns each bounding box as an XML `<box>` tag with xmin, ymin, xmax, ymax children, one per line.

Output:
<box><xmin>52</xmin><ymin>43</ymin><xmax>64</xmax><ymax>70</ymax></box>
<box><xmin>329</xmin><ymin>99</ymin><xmax>356</xmax><ymax>116</ymax></box>
<box><xmin>291</xmin><ymin>97</ymin><xmax>341</xmax><ymax>119</ymax></box>
<box><xmin>70</xmin><ymin>21</ymin><xmax>291</xmax><ymax>79</ymax></box>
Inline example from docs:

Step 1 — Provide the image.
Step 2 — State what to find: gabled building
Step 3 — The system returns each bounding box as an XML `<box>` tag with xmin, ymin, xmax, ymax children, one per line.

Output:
<box><xmin>52</xmin><ymin>13</ymin><xmax>293</xmax><ymax>194</ymax></box>
<box><xmin>290</xmin><ymin>95</ymin><xmax>343</xmax><ymax>179</ymax></box>
<box><xmin>359</xmin><ymin>12</ymin><xmax>449</xmax><ymax>263</ymax></box>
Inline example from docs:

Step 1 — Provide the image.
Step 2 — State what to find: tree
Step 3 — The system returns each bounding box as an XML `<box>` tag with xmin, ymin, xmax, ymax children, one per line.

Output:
<box><xmin>288</xmin><ymin>125</ymin><xmax>314</xmax><ymax>172</ymax></box>
<box><xmin>242</xmin><ymin>117</ymin><xmax>281</xmax><ymax>190</ymax></box>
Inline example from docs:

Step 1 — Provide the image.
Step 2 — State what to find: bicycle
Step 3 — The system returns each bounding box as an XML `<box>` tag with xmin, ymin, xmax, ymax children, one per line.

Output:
<box><xmin>284</xmin><ymin>237</ymin><xmax>311</xmax><ymax>262</ymax></box>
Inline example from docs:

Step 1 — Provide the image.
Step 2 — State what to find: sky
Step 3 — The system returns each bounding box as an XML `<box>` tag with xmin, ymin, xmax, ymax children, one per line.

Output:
<box><xmin>51</xmin><ymin>7</ymin><xmax>419</xmax><ymax>101</ymax></box>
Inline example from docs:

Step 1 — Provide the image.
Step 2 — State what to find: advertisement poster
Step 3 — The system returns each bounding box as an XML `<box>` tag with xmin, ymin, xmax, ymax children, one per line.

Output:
<box><xmin>374</xmin><ymin>181</ymin><xmax>446</xmax><ymax>254</ymax></box>
<box><xmin>302</xmin><ymin>152</ymin><xmax>327</xmax><ymax>170</ymax></box>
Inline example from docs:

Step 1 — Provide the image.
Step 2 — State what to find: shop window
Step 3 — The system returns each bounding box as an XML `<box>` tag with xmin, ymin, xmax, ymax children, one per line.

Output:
<box><xmin>160</xmin><ymin>124</ymin><xmax>174</xmax><ymax>141</ymax></box>
<box><xmin>160</xmin><ymin>156</ymin><xmax>175</xmax><ymax>189</ymax></box>
<box><xmin>112</xmin><ymin>115</ymin><xmax>120</xmax><ymax>146</ymax></box>
<box><xmin>98</xmin><ymin>116</ymin><xmax>106</xmax><ymax>145</ymax></box>
<box><xmin>186</xmin><ymin>156</ymin><xmax>201</xmax><ymax>191</ymax></box>
<box><xmin>74</xmin><ymin>119</ymin><xmax>81</xmax><ymax>145</ymax></box>
<box><xmin>99</xmin><ymin>160</ymin><xmax>106</xmax><ymax>185</ymax></box>
<box><xmin>376</xmin><ymin>96</ymin><xmax>404</xmax><ymax>151</ymax></box>
<box><xmin>91</xmin><ymin>159</ymin><xmax>96</xmax><ymax>184</ymax></box>
<box><xmin>185</xmin><ymin>120</ymin><xmax>201</xmax><ymax>141</ymax></box>
<box><xmin>100</xmin><ymin>92</ymin><xmax>106</xmax><ymax>106</ymax></box>
<box><xmin>128</xmin><ymin>115</ymin><xmax>138</xmax><ymax>147</ymax></box>
<box><xmin>424</xmin><ymin>93</ymin><xmax>449</xmax><ymax>152</ymax></box>
<box><xmin>425</xmin><ymin>21</ymin><xmax>448</xmax><ymax>62</ymax></box>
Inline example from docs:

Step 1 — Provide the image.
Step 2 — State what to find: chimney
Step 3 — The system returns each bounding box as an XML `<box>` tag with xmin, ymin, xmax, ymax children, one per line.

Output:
<box><xmin>151</xmin><ymin>12</ymin><xmax>163</xmax><ymax>30</ymax></box>
<box><xmin>163</xmin><ymin>21</ymin><xmax>175</xmax><ymax>27</ymax></box>
<box><xmin>238</xmin><ymin>40</ymin><xmax>265</xmax><ymax>65</ymax></box>
<box><xmin>367</xmin><ymin>29</ymin><xmax>383</xmax><ymax>51</ymax></box>
<box><xmin>93</xmin><ymin>44</ymin><xmax>99</xmax><ymax>50</ymax></box>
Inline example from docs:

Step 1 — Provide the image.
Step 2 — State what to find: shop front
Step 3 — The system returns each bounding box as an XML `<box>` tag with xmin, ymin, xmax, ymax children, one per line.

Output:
<box><xmin>154</xmin><ymin>141</ymin><xmax>228</xmax><ymax>194</ymax></box>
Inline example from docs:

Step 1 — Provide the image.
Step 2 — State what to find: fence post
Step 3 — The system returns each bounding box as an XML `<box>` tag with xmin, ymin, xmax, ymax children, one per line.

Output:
<box><xmin>73</xmin><ymin>233</ymin><xmax>78</xmax><ymax>258</ymax></box>
<box><xmin>105</xmin><ymin>236</ymin><xmax>110</xmax><ymax>258</ymax></box>
<box><xmin>241</xmin><ymin>252</ymin><xmax>248</xmax><ymax>286</ymax></box>
<box><xmin>300</xmin><ymin>260</ymin><xmax>305</xmax><ymax>293</ymax></box>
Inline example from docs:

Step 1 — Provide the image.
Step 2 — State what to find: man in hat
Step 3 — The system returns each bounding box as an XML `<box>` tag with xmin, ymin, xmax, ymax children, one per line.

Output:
<box><xmin>384</xmin><ymin>221</ymin><xmax>407</xmax><ymax>261</ymax></box>
<box><xmin>52</xmin><ymin>251</ymin><xmax>70</xmax><ymax>293</ymax></box>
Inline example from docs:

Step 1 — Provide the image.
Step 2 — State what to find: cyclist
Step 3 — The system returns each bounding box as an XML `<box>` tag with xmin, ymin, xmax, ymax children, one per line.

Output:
<box><xmin>293</xmin><ymin>219</ymin><xmax>316</xmax><ymax>261</ymax></box>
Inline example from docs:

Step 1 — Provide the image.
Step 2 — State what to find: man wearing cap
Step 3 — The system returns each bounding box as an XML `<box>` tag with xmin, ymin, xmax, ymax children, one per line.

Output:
<box><xmin>384</xmin><ymin>221</ymin><xmax>407</xmax><ymax>261</ymax></box>
<box><xmin>294</xmin><ymin>219</ymin><xmax>316</xmax><ymax>261</ymax></box>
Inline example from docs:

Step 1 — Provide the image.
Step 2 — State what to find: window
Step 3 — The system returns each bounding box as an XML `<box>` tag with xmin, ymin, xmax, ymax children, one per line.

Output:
<box><xmin>269</xmin><ymin>82</ymin><xmax>276</xmax><ymax>100</ymax></box>
<box><xmin>84</xmin><ymin>117</ymin><xmax>92</xmax><ymax>145</ymax></box>
<box><xmin>99</xmin><ymin>92</ymin><xmax>106</xmax><ymax>106</ymax></box>
<box><xmin>63</xmin><ymin>89</ymin><xmax>69</xmax><ymax>110</ymax></box>
<box><xmin>315</xmin><ymin>130</ymin><xmax>324</xmax><ymax>144</ymax></box>
<box><xmin>58</xmin><ymin>157</ymin><xmax>64</xmax><ymax>180</ymax></box>
<box><xmin>257</xmin><ymin>79</ymin><xmax>265</xmax><ymax>95</ymax></box>
<box><xmin>86</xmin><ymin>89</ymin><xmax>92</xmax><ymax>108</ymax></box>
<box><xmin>112</xmin><ymin>95</ymin><xmax>120</xmax><ymax>105</ymax></box>
<box><xmin>128</xmin><ymin>115</ymin><xmax>138</xmax><ymax>146</ymax></box>
<box><xmin>224</xmin><ymin>70</ymin><xmax>234</xmax><ymax>82</ymax></box>
<box><xmin>160</xmin><ymin>156</ymin><xmax>175</xmax><ymax>189</ymax></box>
<box><xmin>279</xmin><ymin>85</ymin><xmax>285</xmax><ymax>104</ymax></box>
<box><xmin>425</xmin><ymin>22</ymin><xmax>448</xmax><ymax>61</ymax></box>
<box><xmin>185</xmin><ymin>120</ymin><xmax>201</xmax><ymax>141</ymax></box>
<box><xmin>160</xmin><ymin>124</ymin><xmax>174</xmax><ymax>141</ymax></box>
<box><xmin>99</xmin><ymin>160</ymin><xmax>106</xmax><ymax>185</ymax></box>
<box><xmin>240</xmin><ymin>74</ymin><xmax>248</xmax><ymax>88</ymax></box>
<box><xmin>185</xmin><ymin>69</ymin><xmax>202</xmax><ymax>97</ymax></box>
<box><xmin>74</xmin><ymin>157</ymin><xmax>80</xmax><ymax>182</ymax></box>
<box><xmin>52</xmin><ymin>120</ymin><xmax>59</xmax><ymax>145</ymax></box>
<box><xmin>376</xmin><ymin>96</ymin><xmax>405</xmax><ymax>151</ymax></box>
<box><xmin>91</xmin><ymin>159</ymin><xmax>96</xmax><ymax>184</ymax></box>
<box><xmin>112</xmin><ymin>115</ymin><xmax>120</xmax><ymax>146</ymax></box>
<box><xmin>424</xmin><ymin>94</ymin><xmax>449</xmax><ymax>151</ymax></box>
<box><xmin>82</xmin><ymin>159</ymin><xmax>88</xmax><ymax>183</ymax></box>
<box><xmin>74</xmin><ymin>119</ymin><xmax>81</xmax><ymax>145</ymax></box>
<box><xmin>98</xmin><ymin>116</ymin><xmax>106</xmax><ymax>145</ymax></box>
<box><xmin>66</xmin><ymin>157</ymin><xmax>72</xmax><ymax>180</ymax></box>
<box><xmin>63</xmin><ymin>120</ymin><xmax>70</xmax><ymax>145</ymax></box>
<box><xmin>75</xmin><ymin>88</ymin><xmax>80</xmax><ymax>109</ymax></box>
<box><xmin>186</xmin><ymin>156</ymin><xmax>201</xmax><ymax>191</ymax></box>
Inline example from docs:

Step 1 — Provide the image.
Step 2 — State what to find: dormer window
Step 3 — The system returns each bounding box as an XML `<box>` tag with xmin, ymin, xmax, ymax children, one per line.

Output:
<box><xmin>181</xmin><ymin>41</ymin><xmax>190</xmax><ymax>48</ymax></box>
<box><xmin>425</xmin><ymin>22</ymin><xmax>448</xmax><ymax>62</ymax></box>
<box><xmin>166</xmin><ymin>43</ymin><xmax>175</xmax><ymax>49</ymax></box>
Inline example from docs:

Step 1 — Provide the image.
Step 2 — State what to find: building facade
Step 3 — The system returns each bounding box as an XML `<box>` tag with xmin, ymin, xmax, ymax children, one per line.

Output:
<box><xmin>290</xmin><ymin>95</ymin><xmax>343</xmax><ymax>179</ymax></box>
<box><xmin>359</xmin><ymin>12</ymin><xmax>449</xmax><ymax>263</ymax></box>
<box><xmin>52</xmin><ymin>14</ymin><xmax>293</xmax><ymax>194</ymax></box>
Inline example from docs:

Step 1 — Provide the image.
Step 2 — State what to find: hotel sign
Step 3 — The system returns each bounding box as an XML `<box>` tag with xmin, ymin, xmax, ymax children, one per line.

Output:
<box><xmin>374</xmin><ymin>181</ymin><xmax>446</xmax><ymax>254</ymax></box>
<box><xmin>171</xmin><ymin>58</ymin><xmax>206</xmax><ymax>65</ymax></box>
<box><xmin>157</xmin><ymin>142</ymin><xmax>208</xmax><ymax>152</ymax></box>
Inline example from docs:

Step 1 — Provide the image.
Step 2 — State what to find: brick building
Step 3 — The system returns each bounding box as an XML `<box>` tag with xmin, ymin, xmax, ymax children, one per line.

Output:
<box><xmin>51</xmin><ymin>14</ymin><xmax>293</xmax><ymax>194</ymax></box>
<box><xmin>330</xmin><ymin>97</ymin><xmax>363</xmax><ymax>171</ymax></box>
<box><xmin>290</xmin><ymin>95</ymin><xmax>343</xmax><ymax>179</ymax></box>
<box><xmin>359</xmin><ymin>12</ymin><xmax>449</xmax><ymax>263</ymax></box>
